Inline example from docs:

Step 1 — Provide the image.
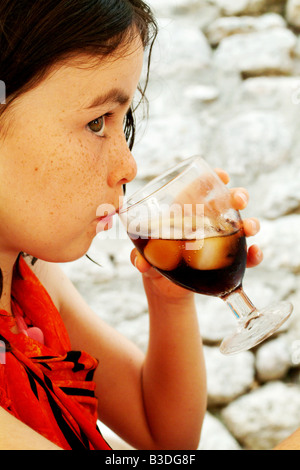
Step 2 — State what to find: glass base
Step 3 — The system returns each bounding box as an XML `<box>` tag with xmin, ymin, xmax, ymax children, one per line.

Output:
<box><xmin>220</xmin><ymin>301</ymin><xmax>293</xmax><ymax>356</ymax></box>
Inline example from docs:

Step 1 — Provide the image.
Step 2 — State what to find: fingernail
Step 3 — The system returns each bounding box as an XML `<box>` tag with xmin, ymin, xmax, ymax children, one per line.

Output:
<box><xmin>250</xmin><ymin>219</ymin><xmax>259</xmax><ymax>232</ymax></box>
<box><xmin>238</xmin><ymin>192</ymin><xmax>248</xmax><ymax>205</ymax></box>
<box><xmin>256</xmin><ymin>246</ymin><xmax>263</xmax><ymax>261</ymax></box>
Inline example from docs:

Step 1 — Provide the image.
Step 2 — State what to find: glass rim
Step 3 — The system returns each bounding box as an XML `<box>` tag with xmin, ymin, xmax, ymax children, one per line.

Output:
<box><xmin>119</xmin><ymin>155</ymin><xmax>205</xmax><ymax>214</ymax></box>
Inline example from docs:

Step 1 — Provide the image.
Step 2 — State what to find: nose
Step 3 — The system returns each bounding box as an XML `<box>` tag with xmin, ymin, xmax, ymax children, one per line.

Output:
<box><xmin>107</xmin><ymin>135</ymin><xmax>137</xmax><ymax>188</ymax></box>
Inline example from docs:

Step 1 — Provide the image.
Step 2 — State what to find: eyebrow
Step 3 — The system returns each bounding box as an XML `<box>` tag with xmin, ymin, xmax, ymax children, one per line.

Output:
<box><xmin>83</xmin><ymin>88</ymin><xmax>131</xmax><ymax>110</ymax></box>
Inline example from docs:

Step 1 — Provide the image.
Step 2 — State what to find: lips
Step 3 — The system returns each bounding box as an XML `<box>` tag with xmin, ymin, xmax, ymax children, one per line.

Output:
<box><xmin>95</xmin><ymin>197</ymin><xmax>123</xmax><ymax>234</ymax></box>
<box><xmin>96</xmin><ymin>210</ymin><xmax>116</xmax><ymax>234</ymax></box>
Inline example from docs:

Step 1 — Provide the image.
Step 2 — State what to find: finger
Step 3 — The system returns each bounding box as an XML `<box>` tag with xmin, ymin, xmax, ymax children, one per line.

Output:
<box><xmin>230</xmin><ymin>187</ymin><xmax>249</xmax><ymax>211</ymax></box>
<box><xmin>246</xmin><ymin>244</ymin><xmax>264</xmax><ymax>269</ymax></box>
<box><xmin>243</xmin><ymin>218</ymin><xmax>260</xmax><ymax>238</ymax></box>
<box><xmin>130</xmin><ymin>248</ymin><xmax>138</xmax><ymax>266</ymax></box>
<box><xmin>130</xmin><ymin>248</ymin><xmax>152</xmax><ymax>274</ymax></box>
<box><xmin>214</xmin><ymin>168</ymin><xmax>230</xmax><ymax>185</ymax></box>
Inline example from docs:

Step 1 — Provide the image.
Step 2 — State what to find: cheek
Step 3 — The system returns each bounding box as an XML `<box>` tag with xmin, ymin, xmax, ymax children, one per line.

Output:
<box><xmin>4</xmin><ymin>134</ymin><xmax>106</xmax><ymax>225</ymax></box>
<box><xmin>34</xmin><ymin>136</ymin><xmax>105</xmax><ymax>196</ymax></box>
<box><xmin>0</xmin><ymin>111</ymin><xmax>114</xmax><ymax>260</ymax></box>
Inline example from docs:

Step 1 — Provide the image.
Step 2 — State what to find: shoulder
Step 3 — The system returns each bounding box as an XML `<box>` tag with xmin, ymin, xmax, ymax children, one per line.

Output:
<box><xmin>274</xmin><ymin>428</ymin><xmax>300</xmax><ymax>450</ymax></box>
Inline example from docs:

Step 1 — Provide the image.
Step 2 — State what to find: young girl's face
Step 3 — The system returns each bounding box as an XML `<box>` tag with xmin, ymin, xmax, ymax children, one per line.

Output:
<box><xmin>0</xmin><ymin>37</ymin><xmax>143</xmax><ymax>262</ymax></box>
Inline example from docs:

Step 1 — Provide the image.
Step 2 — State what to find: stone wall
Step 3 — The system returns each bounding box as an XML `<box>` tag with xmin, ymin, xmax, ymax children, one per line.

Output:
<box><xmin>61</xmin><ymin>0</ymin><xmax>300</xmax><ymax>450</ymax></box>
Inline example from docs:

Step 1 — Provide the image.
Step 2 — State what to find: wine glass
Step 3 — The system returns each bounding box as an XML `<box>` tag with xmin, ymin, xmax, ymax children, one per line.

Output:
<box><xmin>119</xmin><ymin>156</ymin><xmax>293</xmax><ymax>355</ymax></box>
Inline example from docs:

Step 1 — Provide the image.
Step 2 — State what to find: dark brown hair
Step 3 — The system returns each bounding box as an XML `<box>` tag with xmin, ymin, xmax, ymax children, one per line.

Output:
<box><xmin>0</xmin><ymin>0</ymin><xmax>157</xmax><ymax>148</ymax></box>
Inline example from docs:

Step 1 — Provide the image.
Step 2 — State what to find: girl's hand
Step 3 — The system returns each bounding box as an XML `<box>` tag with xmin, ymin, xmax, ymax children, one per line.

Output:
<box><xmin>130</xmin><ymin>169</ymin><xmax>263</xmax><ymax>299</ymax></box>
<box><xmin>215</xmin><ymin>168</ymin><xmax>262</xmax><ymax>269</ymax></box>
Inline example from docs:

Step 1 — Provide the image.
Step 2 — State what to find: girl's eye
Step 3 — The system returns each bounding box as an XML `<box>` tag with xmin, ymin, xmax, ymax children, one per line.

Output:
<box><xmin>87</xmin><ymin>115</ymin><xmax>105</xmax><ymax>137</ymax></box>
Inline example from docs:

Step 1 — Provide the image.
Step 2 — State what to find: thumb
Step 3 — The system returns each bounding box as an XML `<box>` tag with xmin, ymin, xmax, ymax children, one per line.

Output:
<box><xmin>130</xmin><ymin>248</ymin><xmax>152</xmax><ymax>274</ymax></box>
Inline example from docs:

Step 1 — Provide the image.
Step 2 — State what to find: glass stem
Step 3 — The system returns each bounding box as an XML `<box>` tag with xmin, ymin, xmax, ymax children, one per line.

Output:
<box><xmin>222</xmin><ymin>287</ymin><xmax>257</xmax><ymax>321</ymax></box>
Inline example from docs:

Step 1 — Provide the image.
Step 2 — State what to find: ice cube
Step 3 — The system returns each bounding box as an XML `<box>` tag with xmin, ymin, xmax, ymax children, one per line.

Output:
<box><xmin>144</xmin><ymin>239</ymin><xmax>184</xmax><ymax>271</ymax></box>
<box><xmin>183</xmin><ymin>232</ymin><xmax>241</xmax><ymax>271</ymax></box>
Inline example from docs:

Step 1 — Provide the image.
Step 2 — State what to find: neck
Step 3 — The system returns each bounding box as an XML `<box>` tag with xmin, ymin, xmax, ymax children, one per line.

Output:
<box><xmin>0</xmin><ymin>251</ymin><xmax>19</xmax><ymax>315</ymax></box>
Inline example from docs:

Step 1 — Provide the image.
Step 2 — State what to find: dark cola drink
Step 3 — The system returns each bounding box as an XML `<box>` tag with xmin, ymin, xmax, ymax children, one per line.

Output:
<box><xmin>129</xmin><ymin>217</ymin><xmax>247</xmax><ymax>298</ymax></box>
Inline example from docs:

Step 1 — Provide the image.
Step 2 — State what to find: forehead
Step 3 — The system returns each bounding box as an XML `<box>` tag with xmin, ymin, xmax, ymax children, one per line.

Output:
<box><xmin>10</xmin><ymin>35</ymin><xmax>145</xmax><ymax>116</ymax></box>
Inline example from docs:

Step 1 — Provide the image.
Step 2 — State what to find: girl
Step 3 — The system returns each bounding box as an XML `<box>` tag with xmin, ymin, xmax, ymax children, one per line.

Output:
<box><xmin>0</xmin><ymin>0</ymin><xmax>262</xmax><ymax>450</ymax></box>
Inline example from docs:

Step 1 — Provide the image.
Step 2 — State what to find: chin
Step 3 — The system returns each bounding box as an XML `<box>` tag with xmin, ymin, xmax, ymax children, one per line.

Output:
<box><xmin>58</xmin><ymin>244</ymin><xmax>94</xmax><ymax>264</ymax></box>
<box><xmin>29</xmin><ymin>237</ymin><xmax>94</xmax><ymax>265</ymax></box>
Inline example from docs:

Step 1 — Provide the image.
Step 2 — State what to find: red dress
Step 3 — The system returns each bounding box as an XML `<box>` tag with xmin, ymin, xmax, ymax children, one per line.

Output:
<box><xmin>0</xmin><ymin>256</ymin><xmax>111</xmax><ymax>450</ymax></box>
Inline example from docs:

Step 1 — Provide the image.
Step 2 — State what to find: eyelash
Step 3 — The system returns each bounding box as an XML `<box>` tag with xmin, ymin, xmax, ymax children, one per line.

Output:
<box><xmin>87</xmin><ymin>113</ymin><xmax>113</xmax><ymax>138</ymax></box>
